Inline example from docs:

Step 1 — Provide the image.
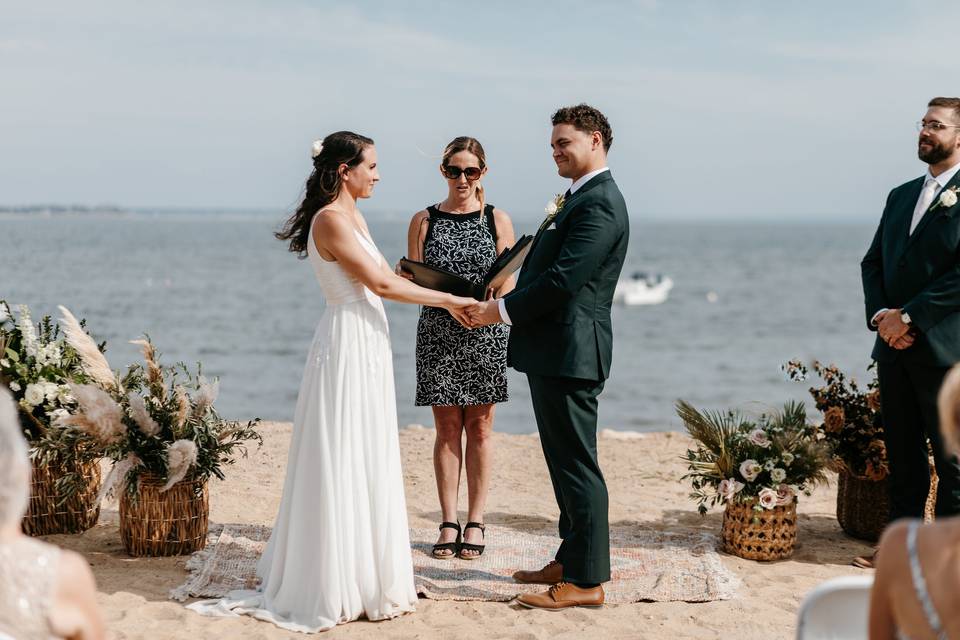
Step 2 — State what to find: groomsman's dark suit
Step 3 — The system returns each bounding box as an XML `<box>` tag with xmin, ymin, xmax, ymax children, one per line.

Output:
<box><xmin>504</xmin><ymin>170</ymin><xmax>629</xmax><ymax>584</ymax></box>
<box><xmin>861</xmin><ymin>169</ymin><xmax>960</xmax><ymax>521</ymax></box>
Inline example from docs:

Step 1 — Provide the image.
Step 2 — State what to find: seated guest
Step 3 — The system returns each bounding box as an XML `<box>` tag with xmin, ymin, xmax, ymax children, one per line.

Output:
<box><xmin>869</xmin><ymin>363</ymin><xmax>960</xmax><ymax>639</ymax></box>
<box><xmin>0</xmin><ymin>389</ymin><xmax>107</xmax><ymax>639</ymax></box>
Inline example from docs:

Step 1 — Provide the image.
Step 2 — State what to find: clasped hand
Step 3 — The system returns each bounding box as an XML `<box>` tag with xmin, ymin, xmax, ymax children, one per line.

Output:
<box><xmin>876</xmin><ymin>309</ymin><xmax>914</xmax><ymax>350</ymax></box>
<box><xmin>448</xmin><ymin>291</ymin><xmax>501</xmax><ymax>329</ymax></box>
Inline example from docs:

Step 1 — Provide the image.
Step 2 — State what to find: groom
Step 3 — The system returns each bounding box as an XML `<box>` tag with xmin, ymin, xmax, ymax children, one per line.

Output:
<box><xmin>466</xmin><ymin>104</ymin><xmax>629</xmax><ymax>609</ymax></box>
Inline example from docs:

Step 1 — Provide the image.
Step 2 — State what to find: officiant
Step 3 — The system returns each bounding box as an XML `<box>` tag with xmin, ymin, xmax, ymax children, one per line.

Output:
<box><xmin>397</xmin><ymin>136</ymin><xmax>516</xmax><ymax>560</ymax></box>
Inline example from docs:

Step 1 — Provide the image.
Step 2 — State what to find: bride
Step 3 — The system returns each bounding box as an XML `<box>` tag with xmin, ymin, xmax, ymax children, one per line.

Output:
<box><xmin>189</xmin><ymin>131</ymin><xmax>475</xmax><ymax>632</ymax></box>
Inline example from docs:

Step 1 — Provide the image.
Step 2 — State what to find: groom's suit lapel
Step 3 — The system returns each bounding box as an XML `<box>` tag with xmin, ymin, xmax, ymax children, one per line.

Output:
<box><xmin>522</xmin><ymin>172</ymin><xmax>614</xmax><ymax>270</ymax></box>
<box><xmin>902</xmin><ymin>171</ymin><xmax>960</xmax><ymax>254</ymax></box>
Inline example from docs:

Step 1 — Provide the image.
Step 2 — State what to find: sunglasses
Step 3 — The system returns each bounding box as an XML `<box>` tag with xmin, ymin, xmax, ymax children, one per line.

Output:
<box><xmin>442</xmin><ymin>165</ymin><xmax>483</xmax><ymax>181</ymax></box>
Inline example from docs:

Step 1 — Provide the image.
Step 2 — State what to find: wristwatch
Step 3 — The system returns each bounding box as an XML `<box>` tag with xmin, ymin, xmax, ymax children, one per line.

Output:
<box><xmin>900</xmin><ymin>310</ymin><xmax>912</xmax><ymax>325</ymax></box>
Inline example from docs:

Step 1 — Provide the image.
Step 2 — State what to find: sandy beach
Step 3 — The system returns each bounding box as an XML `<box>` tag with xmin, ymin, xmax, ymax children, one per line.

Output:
<box><xmin>41</xmin><ymin>423</ymin><xmax>875</xmax><ymax>639</ymax></box>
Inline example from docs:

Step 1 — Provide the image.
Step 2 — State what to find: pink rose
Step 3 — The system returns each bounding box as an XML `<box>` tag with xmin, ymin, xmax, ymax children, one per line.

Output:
<box><xmin>775</xmin><ymin>484</ymin><xmax>795</xmax><ymax>506</ymax></box>
<box><xmin>718</xmin><ymin>478</ymin><xmax>745</xmax><ymax>502</ymax></box>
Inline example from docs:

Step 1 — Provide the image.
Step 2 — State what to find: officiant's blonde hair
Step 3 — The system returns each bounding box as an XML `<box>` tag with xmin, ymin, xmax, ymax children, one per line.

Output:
<box><xmin>442</xmin><ymin>137</ymin><xmax>487</xmax><ymax>217</ymax></box>
<box><xmin>939</xmin><ymin>364</ymin><xmax>960</xmax><ymax>455</ymax></box>
<box><xmin>0</xmin><ymin>388</ymin><xmax>30</xmax><ymax>528</ymax></box>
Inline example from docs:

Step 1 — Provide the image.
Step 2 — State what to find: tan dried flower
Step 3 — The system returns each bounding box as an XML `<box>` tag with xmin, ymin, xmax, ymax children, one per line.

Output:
<box><xmin>64</xmin><ymin>383</ymin><xmax>125</xmax><ymax>445</ymax></box>
<box><xmin>58</xmin><ymin>306</ymin><xmax>115</xmax><ymax>391</ymax></box>
<box><xmin>823</xmin><ymin>406</ymin><xmax>846</xmax><ymax>433</ymax></box>
<box><xmin>127</xmin><ymin>391</ymin><xmax>161</xmax><ymax>437</ymax></box>
<box><xmin>867</xmin><ymin>390</ymin><xmax>882</xmax><ymax>413</ymax></box>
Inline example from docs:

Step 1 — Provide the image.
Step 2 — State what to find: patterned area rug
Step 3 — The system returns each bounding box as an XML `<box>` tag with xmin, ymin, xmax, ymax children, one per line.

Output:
<box><xmin>171</xmin><ymin>524</ymin><xmax>739</xmax><ymax>604</ymax></box>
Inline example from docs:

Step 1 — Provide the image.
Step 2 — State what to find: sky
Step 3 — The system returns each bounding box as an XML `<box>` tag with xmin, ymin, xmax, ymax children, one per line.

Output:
<box><xmin>1</xmin><ymin>0</ymin><xmax>957</xmax><ymax>221</ymax></box>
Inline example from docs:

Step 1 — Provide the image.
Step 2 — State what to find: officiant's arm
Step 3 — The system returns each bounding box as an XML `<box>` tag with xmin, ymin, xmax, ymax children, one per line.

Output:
<box><xmin>503</xmin><ymin>202</ymin><xmax>621</xmax><ymax>326</ymax></box>
<box><xmin>492</xmin><ymin>208</ymin><xmax>517</xmax><ymax>297</ymax></box>
<box><xmin>861</xmin><ymin>192</ymin><xmax>893</xmax><ymax>331</ymax></box>
<box><xmin>314</xmin><ymin>209</ymin><xmax>474</xmax><ymax>312</ymax></box>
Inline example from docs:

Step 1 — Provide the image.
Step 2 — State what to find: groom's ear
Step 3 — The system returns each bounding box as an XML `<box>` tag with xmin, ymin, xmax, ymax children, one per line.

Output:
<box><xmin>591</xmin><ymin>131</ymin><xmax>604</xmax><ymax>151</ymax></box>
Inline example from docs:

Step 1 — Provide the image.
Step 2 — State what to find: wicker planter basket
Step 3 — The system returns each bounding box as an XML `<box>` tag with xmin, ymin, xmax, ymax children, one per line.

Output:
<box><xmin>119</xmin><ymin>473</ymin><xmax>209</xmax><ymax>557</ymax></box>
<box><xmin>836</xmin><ymin>459</ymin><xmax>938</xmax><ymax>542</ymax></box>
<box><xmin>721</xmin><ymin>499</ymin><xmax>797</xmax><ymax>561</ymax></box>
<box><xmin>22</xmin><ymin>457</ymin><xmax>101</xmax><ymax>536</ymax></box>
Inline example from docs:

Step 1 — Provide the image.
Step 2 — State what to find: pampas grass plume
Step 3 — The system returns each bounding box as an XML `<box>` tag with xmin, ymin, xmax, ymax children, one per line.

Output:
<box><xmin>66</xmin><ymin>383</ymin><xmax>125</xmax><ymax>445</ymax></box>
<box><xmin>58</xmin><ymin>306</ymin><xmax>115</xmax><ymax>390</ymax></box>
<box><xmin>162</xmin><ymin>439</ymin><xmax>198</xmax><ymax>491</ymax></box>
<box><xmin>127</xmin><ymin>391</ymin><xmax>161</xmax><ymax>437</ymax></box>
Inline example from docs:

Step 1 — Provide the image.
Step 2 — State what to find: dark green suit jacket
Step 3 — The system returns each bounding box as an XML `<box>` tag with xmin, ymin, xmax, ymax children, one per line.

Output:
<box><xmin>504</xmin><ymin>171</ymin><xmax>629</xmax><ymax>381</ymax></box>
<box><xmin>861</xmin><ymin>170</ymin><xmax>960</xmax><ymax>366</ymax></box>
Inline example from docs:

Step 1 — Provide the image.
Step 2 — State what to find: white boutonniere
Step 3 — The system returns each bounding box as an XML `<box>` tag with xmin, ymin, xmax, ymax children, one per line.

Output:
<box><xmin>538</xmin><ymin>193</ymin><xmax>566</xmax><ymax>233</ymax></box>
<box><xmin>932</xmin><ymin>185</ymin><xmax>959</xmax><ymax>212</ymax></box>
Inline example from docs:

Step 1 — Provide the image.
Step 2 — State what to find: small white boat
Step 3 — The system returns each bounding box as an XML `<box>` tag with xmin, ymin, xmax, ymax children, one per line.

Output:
<box><xmin>614</xmin><ymin>271</ymin><xmax>673</xmax><ymax>306</ymax></box>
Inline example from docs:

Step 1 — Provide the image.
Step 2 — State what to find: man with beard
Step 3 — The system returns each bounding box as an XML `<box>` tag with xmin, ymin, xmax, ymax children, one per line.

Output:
<box><xmin>859</xmin><ymin>97</ymin><xmax>960</xmax><ymax>568</ymax></box>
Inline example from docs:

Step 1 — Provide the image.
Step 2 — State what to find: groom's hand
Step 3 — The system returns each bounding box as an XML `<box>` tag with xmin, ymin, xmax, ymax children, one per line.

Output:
<box><xmin>466</xmin><ymin>300</ymin><xmax>502</xmax><ymax>327</ymax></box>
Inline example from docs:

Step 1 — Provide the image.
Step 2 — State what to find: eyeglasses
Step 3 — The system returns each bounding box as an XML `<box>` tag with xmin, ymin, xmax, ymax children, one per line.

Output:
<box><xmin>916</xmin><ymin>120</ymin><xmax>960</xmax><ymax>132</ymax></box>
<box><xmin>441</xmin><ymin>165</ymin><xmax>483</xmax><ymax>181</ymax></box>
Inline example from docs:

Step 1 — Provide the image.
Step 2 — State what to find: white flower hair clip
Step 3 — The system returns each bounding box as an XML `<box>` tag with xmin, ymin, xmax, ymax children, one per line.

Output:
<box><xmin>311</xmin><ymin>139</ymin><xmax>324</xmax><ymax>159</ymax></box>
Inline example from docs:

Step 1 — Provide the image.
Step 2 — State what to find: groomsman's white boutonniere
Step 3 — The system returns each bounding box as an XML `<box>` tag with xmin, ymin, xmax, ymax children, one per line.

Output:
<box><xmin>538</xmin><ymin>193</ymin><xmax>566</xmax><ymax>233</ymax></box>
<box><xmin>932</xmin><ymin>185</ymin><xmax>959</xmax><ymax>212</ymax></box>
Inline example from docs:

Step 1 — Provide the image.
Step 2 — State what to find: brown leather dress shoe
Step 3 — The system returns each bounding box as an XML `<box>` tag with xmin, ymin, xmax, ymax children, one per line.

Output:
<box><xmin>512</xmin><ymin>560</ymin><xmax>563</xmax><ymax>584</ymax></box>
<box><xmin>516</xmin><ymin>582</ymin><xmax>605</xmax><ymax>610</ymax></box>
<box><xmin>852</xmin><ymin>549</ymin><xmax>878</xmax><ymax>569</ymax></box>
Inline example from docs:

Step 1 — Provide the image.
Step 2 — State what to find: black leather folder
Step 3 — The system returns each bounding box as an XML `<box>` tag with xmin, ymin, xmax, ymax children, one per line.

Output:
<box><xmin>399</xmin><ymin>234</ymin><xmax>533</xmax><ymax>299</ymax></box>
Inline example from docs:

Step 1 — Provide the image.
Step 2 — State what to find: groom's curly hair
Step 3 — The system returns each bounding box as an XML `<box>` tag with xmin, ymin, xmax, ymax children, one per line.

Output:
<box><xmin>552</xmin><ymin>104</ymin><xmax>613</xmax><ymax>152</ymax></box>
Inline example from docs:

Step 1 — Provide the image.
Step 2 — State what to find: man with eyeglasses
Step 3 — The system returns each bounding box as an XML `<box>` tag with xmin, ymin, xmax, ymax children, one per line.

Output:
<box><xmin>859</xmin><ymin>97</ymin><xmax>960</xmax><ymax>568</ymax></box>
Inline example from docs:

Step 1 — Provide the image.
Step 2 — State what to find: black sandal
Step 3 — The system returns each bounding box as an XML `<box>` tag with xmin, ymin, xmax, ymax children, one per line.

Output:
<box><xmin>432</xmin><ymin>521</ymin><xmax>461</xmax><ymax>559</ymax></box>
<box><xmin>458</xmin><ymin>522</ymin><xmax>485</xmax><ymax>560</ymax></box>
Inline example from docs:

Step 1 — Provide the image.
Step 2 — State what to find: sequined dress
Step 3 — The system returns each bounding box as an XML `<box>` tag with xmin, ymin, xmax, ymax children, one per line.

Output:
<box><xmin>0</xmin><ymin>536</ymin><xmax>59</xmax><ymax>639</ymax></box>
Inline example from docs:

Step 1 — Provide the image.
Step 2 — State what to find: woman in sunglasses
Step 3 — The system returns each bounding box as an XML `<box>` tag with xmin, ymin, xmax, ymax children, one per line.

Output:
<box><xmin>401</xmin><ymin>136</ymin><xmax>515</xmax><ymax>559</ymax></box>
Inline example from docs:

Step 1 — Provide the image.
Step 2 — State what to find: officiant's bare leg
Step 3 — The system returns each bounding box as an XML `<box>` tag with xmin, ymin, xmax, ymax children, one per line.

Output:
<box><xmin>463</xmin><ymin>403</ymin><xmax>495</xmax><ymax>556</ymax></box>
<box><xmin>433</xmin><ymin>405</ymin><xmax>465</xmax><ymax>555</ymax></box>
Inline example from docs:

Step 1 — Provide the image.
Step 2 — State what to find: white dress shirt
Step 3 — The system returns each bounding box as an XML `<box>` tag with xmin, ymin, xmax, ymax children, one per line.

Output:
<box><xmin>871</xmin><ymin>159</ymin><xmax>960</xmax><ymax>326</ymax></box>
<box><xmin>497</xmin><ymin>167</ymin><xmax>611</xmax><ymax>325</ymax></box>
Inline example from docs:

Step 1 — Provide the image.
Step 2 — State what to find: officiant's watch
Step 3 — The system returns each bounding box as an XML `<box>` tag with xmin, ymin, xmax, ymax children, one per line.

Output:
<box><xmin>900</xmin><ymin>310</ymin><xmax>912</xmax><ymax>326</ymax></box>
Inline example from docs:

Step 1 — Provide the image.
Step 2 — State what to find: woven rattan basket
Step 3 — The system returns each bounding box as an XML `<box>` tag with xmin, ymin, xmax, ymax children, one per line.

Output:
<box><xmin>721</xmin><ymin>499</ymin><xmax>797</xmax><ymax>561</ymax></box>
<box><xmin>119</xmin><ymin>473</ymin><xmax>208</xmax><ymax>557</ymax></box>
<box><xmin>22</xmin><ymin>457</ymin><xmax>101</xmax><ymax>536</ymax></box>
<box><xmin>836</xmin><ymin>459</ymin><xmax>938</xmax><ymax>542</ymax></box>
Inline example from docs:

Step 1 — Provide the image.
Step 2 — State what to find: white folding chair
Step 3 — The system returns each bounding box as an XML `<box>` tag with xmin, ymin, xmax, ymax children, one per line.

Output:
<box><xmin>796</xmin><ymin>575</ymin><xmax>874</xmax><ymax>640</ymax></box>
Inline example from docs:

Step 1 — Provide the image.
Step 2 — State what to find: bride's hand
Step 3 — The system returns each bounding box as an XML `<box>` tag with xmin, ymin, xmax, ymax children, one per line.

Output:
<box><xmin>446</xmin><ymin>295</ymin><xmax>478</xmax><ymax>328</ymax></box>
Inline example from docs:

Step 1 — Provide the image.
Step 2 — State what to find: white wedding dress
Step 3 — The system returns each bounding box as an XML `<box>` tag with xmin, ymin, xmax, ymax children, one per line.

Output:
<box><xmin>189</xmin><ymin>218</ymin><xmax>417</xmax><ymax>633</ymax></box>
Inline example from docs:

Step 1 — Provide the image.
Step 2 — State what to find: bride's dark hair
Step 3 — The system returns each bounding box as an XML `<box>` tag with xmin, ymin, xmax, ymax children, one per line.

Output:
<box><xmin>276</xmin><ymin>131</ymin><xmax>375</xmax><ymax>257</ymax></box>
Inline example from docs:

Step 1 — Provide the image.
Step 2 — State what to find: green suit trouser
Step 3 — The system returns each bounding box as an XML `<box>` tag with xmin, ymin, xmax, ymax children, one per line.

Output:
<box><xmin>527</xmin><ymin>373</ymin><xmax>610</xmax><ymax>584</ymax></box>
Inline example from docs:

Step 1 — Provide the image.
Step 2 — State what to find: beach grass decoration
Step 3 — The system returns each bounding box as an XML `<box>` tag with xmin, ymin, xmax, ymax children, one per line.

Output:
<box><xmin>0</xmin><ymin>302</ymin><xmax>111</xmax><ymax>535</ymax></box>
<box><xmin>677</xmin><ymin>399</ymin><xmax>829</xmax><ymax>561</ymax></box>
<box><xmin>62</xmin><ymin>336</ymin><xmax>262</xmax><ymax>556</ymax></box>
<box><xmin>784</xmin><ymin>360</ymin><xmax>936</xmax><ymax>541</ymax></box>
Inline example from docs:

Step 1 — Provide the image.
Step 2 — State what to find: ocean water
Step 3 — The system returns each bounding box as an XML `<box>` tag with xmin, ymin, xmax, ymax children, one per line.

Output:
<box><xmin>0</xmin><ymin>211</ymin><xmax>878</xmax><ymax>434</ymax></box>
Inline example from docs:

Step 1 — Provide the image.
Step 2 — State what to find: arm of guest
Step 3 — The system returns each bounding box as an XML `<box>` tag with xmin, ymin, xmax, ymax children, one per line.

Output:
<box><xmin>861</xmin><ymin>190</ymin><xmax>894</xmax><ymax>331</ymax></box>
<box><xmin>502</xmin><ymin>201</ymin><xmax>622</xmax><ymax>326</ymax></box>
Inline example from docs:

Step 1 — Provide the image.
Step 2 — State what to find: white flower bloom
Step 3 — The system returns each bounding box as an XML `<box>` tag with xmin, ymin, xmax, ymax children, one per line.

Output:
<box><xmin>764</xmin><ymin>459</ymin><xmax>777</xmax><ymax>471</ymax></box>
<box><xmin>941</xmin><ymin>189</ymin><xmax>959</xmax><ymax>208</ymax></box>
<box><xmin>758</xmin><ymin>487</ymin><xmax>779</xmax><ymax>510</ymax></box>
<box><xmin>781</xmin><ymin>452</ymin><xmax>795</xmax><ymax>466</ymax></box>
<box><xmin>0</xmin><ymin>359</ymin><xmax>8</xmax><ymax>368</ymax></box>
<box><xmin>23</xmin><ymin>383</ymin><xmax>45</xmax><ymax>407</ymax></box>
<box><xmin>545</xmin><ymin>200</ymin><xmax>559</xmax><ymax>216</ymax></box>
<box><xmin>16</xmin><ymin>306</ymin><xmax>39</xmax><ymax>359</ymax></box>
<box><xmin>770</xmin><ymin>468</ymin><xmax>787</xmax><ymax>483</ymax></box>
<box><xmin>9</xmin><ymin>381</ymin><xmax>21</xmax><ymax>392</ymax></box>
<box><xmin>311</xmin><ymin>139</ymin><xmax>324</xmax><ymax>158</ymax></box>
<box><xmin>739</xmin><ymin>459</ymin><xmax>762</xmax><ymax>482</ymax></box>
<box><xmin>42</xmin><ymin>381</ymin><xmax>59</xmax><ymax>402</ymax></box>
<box><xmin>48</xmin><ymin>408</ymin><xmax>70</xmax><ymax>422</ymax></box>
<box><xmin>717</xmin><ymin>478</ymin><xmax>745</xmax><ymax>501</ymax></box>
<box><xmin>57</xmin><ymin>385</ymin><xmax>74</xmax><ymax>404</ymax></box>
<box><xmin>748</xmin><ymin>428</ymin><xmax>771</xmax><ymax>448</ymax></box>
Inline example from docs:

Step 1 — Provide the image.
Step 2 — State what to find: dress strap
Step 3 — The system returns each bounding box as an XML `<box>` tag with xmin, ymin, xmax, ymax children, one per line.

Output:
<box><xmin>907</xmin><ymin>520</ymin><xmax>948</xmax><ymax>639</ymax></box>
<box><xmin>484</xmin><ymin>204</ymin><xmax>498</xmax><ymax>245</ymax></box>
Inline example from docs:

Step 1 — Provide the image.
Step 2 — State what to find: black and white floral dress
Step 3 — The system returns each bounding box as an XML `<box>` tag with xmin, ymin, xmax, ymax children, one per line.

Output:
<box><xmin>415</xmin><ymin>204</ymin><xmax>509</xmax><ymax>406</ymax></box>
